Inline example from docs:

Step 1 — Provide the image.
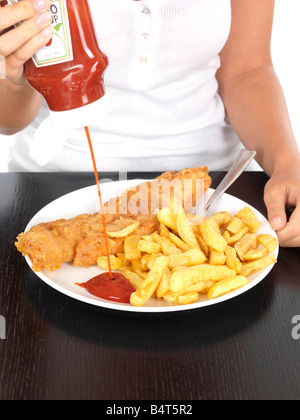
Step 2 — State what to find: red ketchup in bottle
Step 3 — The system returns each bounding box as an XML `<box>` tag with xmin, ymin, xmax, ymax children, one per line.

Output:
<box><xmin>25</xmin><ymin>0</ymin><xmax>108</xmax><ymax>112</ymax></box>
<box><xmin>25</xmin><ymin>0</ymin><xmax>111</xmax><ymax>167</ymax></box>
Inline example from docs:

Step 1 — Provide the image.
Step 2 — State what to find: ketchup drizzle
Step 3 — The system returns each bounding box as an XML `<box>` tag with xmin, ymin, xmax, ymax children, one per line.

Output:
<box><xmin>80</xmin><ymin>127</ymin><xmax>135</xmax><ymax>304</ymax></box>
<box><xmin>85</xmin><ymin>126</ymin><xmax>112</xmax><ymax>280</ymax></box>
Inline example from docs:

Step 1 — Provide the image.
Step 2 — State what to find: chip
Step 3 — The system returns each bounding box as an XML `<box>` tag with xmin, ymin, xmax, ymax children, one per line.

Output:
<box><xmin>177</xmin><ymin>211</ymin><xmax>200</xmax><ymax>249</ymax></box>
<box><xmin>97</xmin><ymin>255</ymin><xmax>129</xmax><ymax>271</ymax></box>
<box><xmin>234</xmin><ymin>233</ymin><xmax>258</xmax><ymax>261</ymax></box>
<box><xmin>138</xmin><ymin>240</ymin><xmax>161</xmax><ymax>254</ymax></box>
<box><xmin>168</xmin><ymin>248</ymin><xmax>207</xmax><ymax>269</ymax></box>
<box><xmin>240</xmin><ymin>255</ymin><xmax>277</xmax><ymax>277</ymax></box>
<box><xmin>207</xmin><ymin>276</ymin><xmax>248</xmax><ymax>299</ymax></box>
<box><xmin>124</xmin><ymin>235</ymin><xmax>142</xmax><ymax>260</ymax></box>
<box><xmin>170</xmin><ymin>264</ymin><xmax>236</xmax><ymax>293</ymax></box>
<box><xmin>107</xmin><ymin>221</ymin><xmax>140</xmax><ymax>238</ymax></box>
<box><xmin>130</xmin><ymin>256</ymin><xmax>169</xmax><ymax>307</ymax></box>
<box><xmin>257</xmin><ymin>234</ymin><xmax>278</xmax><ymax>253</ymax></box>
<box><xmin>98</xmin><ymin>202</ymin><xmax>277</xmax><ymax>307</ymax></box>
<box><xmin>236</xmin><ymin>207</ymin><xmax>262</xmax><ymax>233</ymax></box>
<box><xmin>200</xmin><ymin>218</ymin><xmax>227</xmax><ymax>253</ymax></box>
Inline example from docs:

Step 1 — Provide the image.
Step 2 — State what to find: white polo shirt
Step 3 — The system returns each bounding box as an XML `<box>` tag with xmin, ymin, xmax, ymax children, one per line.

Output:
<box><xmin>9</xmin><ymin>0</ymin><xmax>244</xmax><ymax>172</ymax></box>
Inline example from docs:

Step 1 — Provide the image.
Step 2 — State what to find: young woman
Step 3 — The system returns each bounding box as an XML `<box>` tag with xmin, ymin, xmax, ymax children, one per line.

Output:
<box><xmin>0</xmin><ymin>0</ymin><xmax>300</xmax><ymax>247</ymax></box>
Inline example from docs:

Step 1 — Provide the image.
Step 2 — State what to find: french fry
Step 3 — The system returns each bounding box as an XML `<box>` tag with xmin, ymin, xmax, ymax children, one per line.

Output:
<box><xmin>119</xmin><ymin>268</ymin><xmax>145</xmax><ymax>290</ymax></box>
<box><xmin>198</xmin><ymin>281</ymin><xmax>216</xmax><ymax>294</ymax></box>
<box><xmin>207</xmin><ymin>276</ymin><xmax>248</xmax><ymax>299</ymax></box>
<box><xmin>130</xmin><ymin>256</ymin><xmax>169</xmax><ymax>306</ymax></box>
<box><xmin>211</xmin><ymin>211</ymin><xmax>233</xmax><ymax>227</ymax></box>
<box><xmin>140</xmin><ymin>254</ymin><xmax>152</xmax><ymax>271</ymax></box>
<box><xmin>141</xmin><ymin>253</ymin><xmax>162</xmax><ymax>271</ymax></box>
<box><xmin>154</xmin><ymin>234</ymin><xmax>182</xmax><ymax>256</ymax></box>
<box><xmin>257</xmin><ymin>234</ymin><xmax>278</xmax><ymax>253</ymax></box>
<box><xmin>107</xmin><ymin>222</ymin><xmax>140</xmax><ymax>238</ymax></box>
<box><xmin>200</xmin><ymin>218</ymin><xmax>227</xmax><ymax>253</ymax></box>
<box><xmin>157</xmin><ymin>207</ymin><xmax>177</xmax><ymax>231</ymax></box>
<box><xmin>169</xmin><ymin>232</ymin><xmax>192</xmax><ymax>251</ymax></box>
<box><xmin>177</xmin><ymin>211</ymin><xmax>200</xmax><ymax>249</ymax></box>
<box><xmin>226</xmin><ymin>226</ymin><xmax>249</xmax><ymax>245</ymax></box>
<box><xmin>223</xmin><ymin>230</ymin><xmax>231</xmax><ymax>242</ymax></box>
<box><xmin>171</xmin><ymin>265</ymin><xmax>187</xmax><ymax>273</ymax></box>
<box><xmin>243</xmin><ymin>247</ymin><xmax>268</xmax><ymax>261</ymax></box>
<box><xmin>195</xmin><ymin>233</ymin><xmax>210</xmax><ymax>257</ymax></box>
<box><xmin>156</xmin><ymin>266</ymin><xmax>172</xmax><ymax>298</ymax></box>
<box><xmin>234</xmin><ymin>233</ymin><xmax>258</xmax><ymax>261</ymax></box>
<box><xmin>159</xmin><ymin>223</ymin><xmax>169</xmax><ymax>238</ymax></box>
<box><xmin>170</xmin><ymin>264</ymin><xmax>236</xmax><ymax>293</ymax></box>
<box><xmin>177</xmin><ymin>292</ymin><xmax>199</xmax><ymax>305</ymax></box>
<box><xmin>168</xmin><ymin>248</ymin><xmax>207</xmax><ymax>269</ymax></box>
<box><xmin>162</xmin><ymin>291</ymin><xmax>178</xmax><ymax>303</ymax></box>
<box><xmin>141</xmin><ymin>233</ymin><xmax>157</xmax><ymax>241</ymax></box>
<box><xmin>226</xmin><ymin>216</ymin><xmax>245</xmax><ymax>235</ymax></box>
<box><xmin>224</xmin><ymin>246</ymin><xmax>242</xmax><ymax>274</ymax></box>
<box><xmin>240</xmin><ymin>255</ymin><xmax>277</xmax><ymax>277</ymax></box>
<box><xmin>162</xmin><ymin>291</ymin><xmax>199</xmax><ymax>305</ymax></box>
<box><xmin>116</xmin><ymin>253</ymin><xmax>126</xmax><ymax>258</ymax></box>
<box><xmin>236</xmin><ymin>206</ymin><xmax>262</xmax><ymax>233</ymax></box>
<box><xmin>180</xmin><ymin>280</ymin><xmax>215</xmax><ymax>294</ymax></box>
<box><xmin>138</xmin><ymin>240</ymin><xmax>161</xmax><ymax>254</ymax></box>
<box><xmin>131</xmin><ymin>258</ymin><xmax>147</xmax><ymax>279</ymax></box>
<box><xmin>209</xmin><ymin>248</ymin><xmax>226</xmax><ymax>266</ymax></box>
<box><xmin>124</xmin><ymin>235</ymin><xmax>142</xmax><ymax>260</ymax></box>
<box><xmin>163</xmin><ymin>280</ymin><xmax>214</xmax><ymax>304</ymax></box>
<box><xmin>148</xmin><ymin>255</ymin><xmax>164</xmax><ymax>270</ymax></box>
<box><xmin>97</xmin><ymin>255</ymin><xmax>129</xmax><ymax>271</ymax></box>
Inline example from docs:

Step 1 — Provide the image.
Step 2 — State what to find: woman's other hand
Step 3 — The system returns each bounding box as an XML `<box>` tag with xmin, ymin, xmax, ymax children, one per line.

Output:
<box><xmin>264</xmin><ymin>156</ymin><xmax>300</xmax><ymax>247</ymax></box>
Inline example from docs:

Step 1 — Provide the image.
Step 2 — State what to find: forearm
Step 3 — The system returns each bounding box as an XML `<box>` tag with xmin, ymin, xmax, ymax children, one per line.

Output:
<box><xmin>0</xmin><ymin>79</ymin><xmax>41</xmax><ymax>135</ymax></box>
<box><xmin>218</xmin><ymin>66</ymin><xmax>299</xmax><ymax>176</ymax></box>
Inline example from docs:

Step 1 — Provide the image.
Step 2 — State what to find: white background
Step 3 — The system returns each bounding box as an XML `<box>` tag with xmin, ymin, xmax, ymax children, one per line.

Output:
<box><xmin>0</xmin><ymin>1</ymin><xmax>300</xmax><ymax>172</ymax></box>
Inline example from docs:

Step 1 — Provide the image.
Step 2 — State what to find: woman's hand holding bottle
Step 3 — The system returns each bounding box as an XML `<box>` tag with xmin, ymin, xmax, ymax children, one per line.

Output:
<box><xmin>0</xmin><ymin>0</ymin><xmax>53</xmax><ymax>85</ymax></box>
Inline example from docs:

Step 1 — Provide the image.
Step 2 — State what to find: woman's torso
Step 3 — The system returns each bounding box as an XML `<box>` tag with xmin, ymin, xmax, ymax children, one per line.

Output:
<box><xmin>9</xmin><ymin>0</ymin><xmax>243</xmax><ymax>172</ymax></box>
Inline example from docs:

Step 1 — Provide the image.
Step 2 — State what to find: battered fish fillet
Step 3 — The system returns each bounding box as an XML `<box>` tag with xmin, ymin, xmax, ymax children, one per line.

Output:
<box><xmin>15</xmin><ymin>167</ymin><xmax>211</xmax><ymax>271</ymax></box>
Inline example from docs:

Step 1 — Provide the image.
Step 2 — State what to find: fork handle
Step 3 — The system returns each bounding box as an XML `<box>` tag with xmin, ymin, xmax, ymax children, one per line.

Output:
<box><xmin>203</xmin><ymin>149</ymin><xmax>257</xmax><ymax>215</ymax></box>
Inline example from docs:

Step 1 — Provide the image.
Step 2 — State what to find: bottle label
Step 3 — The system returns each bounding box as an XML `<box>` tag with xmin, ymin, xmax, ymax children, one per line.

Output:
<box><xmin>8</xmin><ymin>0</ymin><xmax>73</xmax><ymax>67</ymax></box>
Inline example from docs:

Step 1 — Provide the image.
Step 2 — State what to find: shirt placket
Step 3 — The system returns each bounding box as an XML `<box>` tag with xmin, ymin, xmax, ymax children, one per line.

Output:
<box><xmin>131</xmin><ymin>0</ymin><xmax>160</xmax><ymax>90</ymax></box>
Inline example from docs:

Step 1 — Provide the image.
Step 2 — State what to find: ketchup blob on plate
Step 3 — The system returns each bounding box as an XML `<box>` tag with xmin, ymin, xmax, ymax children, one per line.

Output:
<box><xmin>78</xmin><ymin>272</ymin><xmax>135</xmax><ymax>304</ymax></box>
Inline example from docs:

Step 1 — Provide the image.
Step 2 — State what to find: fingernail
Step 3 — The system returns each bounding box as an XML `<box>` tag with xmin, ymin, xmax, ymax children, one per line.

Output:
<box><xmin>34</xmin><ymin>0</ymin><xmax>50</xmax><ymax>12</ymax></box>
<box><xmin>40</xmin><ymin>27</ymin><xmax>53</xmax><ymax>39</ymax></box>
<box><xmin>271</xmin><ymin>216</ymin><xmax>282</xmax><ymax>230</ymax></box>
<box><xmin>36</xmin><ymin>11</ymin><xmax>52</xmax><ymax>26</ymax></box>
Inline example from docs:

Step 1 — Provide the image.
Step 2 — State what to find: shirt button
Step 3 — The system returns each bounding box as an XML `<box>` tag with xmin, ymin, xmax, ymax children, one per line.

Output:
<box><xmin>141</xmin><ymin>33</ymin><xmax>150</xmax><ymax>41</ymax></box>
<box><xmin>142</xmin><ymin>7</ymin><xmax>151</xmax><ymax>15</ymax></box>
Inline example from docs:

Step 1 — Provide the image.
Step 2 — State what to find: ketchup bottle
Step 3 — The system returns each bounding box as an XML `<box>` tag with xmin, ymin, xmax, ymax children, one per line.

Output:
<box><xmin>25</xmin><ymin>0</ymin><xmax>108</xmax><ymax>113</ymax></box>
<box><xmin>19</xmin><ymin>0</ymin><xmax>110</xmax><ymax>166</ymax></box>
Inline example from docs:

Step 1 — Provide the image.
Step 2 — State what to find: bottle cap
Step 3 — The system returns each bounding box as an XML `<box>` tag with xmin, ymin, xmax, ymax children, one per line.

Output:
<box><xmin>29</xmin><ymin>94</ymin><xmax>110</xmax><ymax>167</ymax></box>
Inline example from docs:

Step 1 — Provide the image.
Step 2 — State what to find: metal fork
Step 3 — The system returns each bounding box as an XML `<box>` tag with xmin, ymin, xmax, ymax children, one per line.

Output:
<box><xmin>195</xmin><ymin>149</ymin><xmax>257</xmax><ymax>217</ymax></box>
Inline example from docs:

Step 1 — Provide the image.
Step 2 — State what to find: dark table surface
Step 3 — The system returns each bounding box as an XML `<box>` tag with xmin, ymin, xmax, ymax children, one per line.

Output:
<box><xmin>0</xmin><ymin>171</ymin><xmax>300</xmax><ymax>401</ymax></box>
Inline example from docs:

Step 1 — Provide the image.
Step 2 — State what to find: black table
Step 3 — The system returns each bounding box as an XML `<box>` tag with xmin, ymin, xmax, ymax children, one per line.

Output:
<box><xmin>0</xmin><ymin>172</ymin><xmax>300</xmax><ymax>401</ymax></box>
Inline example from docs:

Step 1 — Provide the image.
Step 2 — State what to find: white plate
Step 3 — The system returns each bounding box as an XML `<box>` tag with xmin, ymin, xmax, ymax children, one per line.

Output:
<box><xmin>24</xmin><ymin>179</ymin><xmax>279</xmax><ymax>313</ymax></box>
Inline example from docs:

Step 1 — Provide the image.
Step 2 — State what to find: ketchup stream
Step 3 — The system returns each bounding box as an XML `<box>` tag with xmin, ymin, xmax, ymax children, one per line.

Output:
<box><xmin>85</xmin><ymin>126</ymin><xmax>112</xmax><ymax>280</ymax></box>
<box><xmin>80</xmin><ymin>127</ymin><xmax>135</xmax><ymax>304</ymax></box>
